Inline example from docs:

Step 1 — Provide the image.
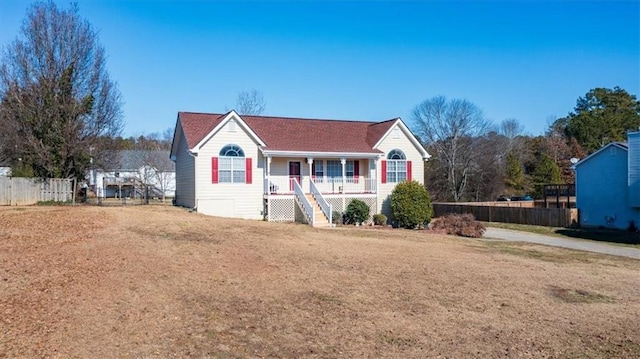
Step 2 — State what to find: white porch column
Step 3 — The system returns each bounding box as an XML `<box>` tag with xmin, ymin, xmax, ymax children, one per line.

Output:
<box><xmin>307</xmin><ymin>157</ymin><xmax>313</xmax><ymax>192</ymax></box>
<box><xmin>340</xmin><ymin>158</ymin><xmax>346</xmax><ymax>193</ymax></box>
<box><xmin>370</xmin><ymin>158</ymin><xmax>378</xmax><ymax>193</ymax></box>
<box><xmin>341</xmin><ymin>158</ymin><xmax>347</xmax><ymax>210</ymax></box>
<box><xmin>266</xmin><ymin>156</ymin><xmax>272</xmax><ymax>222</ymax></box>
<box><xmin>266</xmin><ymin>156</ymin><xmax>272</xmax><ymax>194</ymax></box>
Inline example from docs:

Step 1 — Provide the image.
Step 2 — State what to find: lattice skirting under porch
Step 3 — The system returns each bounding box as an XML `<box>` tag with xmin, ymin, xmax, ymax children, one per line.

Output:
<box><xmin>266</xmin><ymin>196</ymin><xmax>378</xmax><ymax>222</ymax></box>
<box><xmin>326</xmin><ymin>196</ymin><xmax>377</xmax><ymax>216</ymax></box>
<box><xmin>267</xmin><ymin>197</ymin><xmax>295</xmax><ymax>222</ymax></box>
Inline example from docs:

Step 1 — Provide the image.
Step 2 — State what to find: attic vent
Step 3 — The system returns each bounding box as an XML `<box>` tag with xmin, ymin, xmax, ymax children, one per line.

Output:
<box><xmin>228</xmin><ymin>120</ymin><xmax>237</xmax><ymax>132</ymax></box>
<box><xmin>393</xmin><ymin>127</ymin><xmax>400</xmax><ymax>139</ymax></box>
<box><xmin>610</xmin><ymin>146</ymin><xmax>617</xmax><ymax>156</ymax></box>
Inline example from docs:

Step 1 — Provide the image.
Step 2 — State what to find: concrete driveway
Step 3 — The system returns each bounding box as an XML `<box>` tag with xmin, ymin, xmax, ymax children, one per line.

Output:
<box><xmin>483</xmin><ymin>227</ymin><xmax>640</xmax><ymax>260</ymax></box>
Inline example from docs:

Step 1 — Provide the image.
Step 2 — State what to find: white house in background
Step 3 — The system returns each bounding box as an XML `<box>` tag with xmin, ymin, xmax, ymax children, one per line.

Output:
<box><xmin>574</xmin><ymin>131</ymin><xmax>640</xmax><ymax>229</ymax></box>
<box><xmin>170</xmin><ymin>110</ymin><xmax>430</xmax><ymax>226</ymax></box>
<box><xmin>0</xmin><ymin>163</ymin><xmax>10</xmax><ymax>176</ymax></box>
<box><xmin>89</xmin><ymin>150</ymin><xmax>176</xmax><ymax>199</ymax></box>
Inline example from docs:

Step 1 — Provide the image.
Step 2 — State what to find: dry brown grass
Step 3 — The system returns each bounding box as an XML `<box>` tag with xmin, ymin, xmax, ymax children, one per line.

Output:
<box><xmin>1</xmin><ymin>205</ymin><xmax>639</xmax><ymax>358</ymax></box>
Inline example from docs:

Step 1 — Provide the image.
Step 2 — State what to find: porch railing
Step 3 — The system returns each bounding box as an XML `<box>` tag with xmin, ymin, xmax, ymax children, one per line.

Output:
<box><xmin>293</xmin><ymin>178</ymin><xmax>314</xmax><ymax>225</ymax></box>
<box><xmin>265</xmin><ymin>176</ymin><xmax>296</xmax><ymax>194</ymax></box>
<box><xmin>310</xmin><ymin>179</ymin><xmax>332</xmax><ymax>225</ymax></box>
<box><xmin>265</xmin><ymin>176</ymin><xmax>376</xmax><ymax>195</ymax></box>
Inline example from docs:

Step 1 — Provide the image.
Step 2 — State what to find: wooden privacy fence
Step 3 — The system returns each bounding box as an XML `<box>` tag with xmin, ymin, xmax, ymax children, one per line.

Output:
<box><xmin>0</xmin><ymin>177</ymin><xmax>74</xmax><ymax>206</ymax></box>
<box><xmin>433</xmin><ymin>203</ymin><xmax>579</xmax><ymax>228</ymax></box>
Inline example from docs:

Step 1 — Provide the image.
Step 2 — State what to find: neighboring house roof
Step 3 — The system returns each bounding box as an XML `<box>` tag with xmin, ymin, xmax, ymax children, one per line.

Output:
<box><xmin>573</xmin><ymin>142</ymin><xmax>628</xmax><ymax>169</ymax></box>
<box><xmin>176</xmin><ymin>111</ymin><xmax>418</xmax><ymax>155</ymax></box>
<box><xmin>104</xmin><ymin>150</ymin><xmax>174</xmax><ymax>172</ymax></box>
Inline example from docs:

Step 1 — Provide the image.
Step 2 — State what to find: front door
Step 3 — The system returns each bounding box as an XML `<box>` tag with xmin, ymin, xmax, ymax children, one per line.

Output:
<box><xmin>289</xmin><ymin>161</ymin><xmax>301</xmax><ymax>191</ymax></box>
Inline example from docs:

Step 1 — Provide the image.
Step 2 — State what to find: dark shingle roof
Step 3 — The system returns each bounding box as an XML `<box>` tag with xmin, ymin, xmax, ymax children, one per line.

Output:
<box><xmin>114</xmin><ymin>150</ymin><xmax>174</xmax><ymax>171</ymax></box>
<box><xmin>178</xmin><ymin>112</ymin><xmax>397</xmax><ymax>154</ymax></box>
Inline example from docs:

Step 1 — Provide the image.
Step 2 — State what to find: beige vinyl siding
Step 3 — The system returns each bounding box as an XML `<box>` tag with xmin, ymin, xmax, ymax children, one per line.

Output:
<box><xmin>269</xmin><ymin>157</ymin><xmax>310</xmax><ymax>189</ymax></box>
<box><xmin>374</xmin><ymin>123</ymin><xmax>425</xmax><ymax>218</ymax></box>
<box><xmin>174</xmin><ymin>130</ymin><xmax>196</xmax><ymax>208</ymax></box>
<box><xmin>195</xmin><ymin>120</ymin><xmax>264</xmax><ymax>219</ymax></box>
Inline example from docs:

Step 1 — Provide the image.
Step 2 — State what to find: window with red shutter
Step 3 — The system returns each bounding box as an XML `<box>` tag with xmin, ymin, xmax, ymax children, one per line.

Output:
<box><xmin>218</xmin><ymin>144</ymin><xmax>245</xmax><ymax>183</ymax></box>
<box><xmin>385</xmin><ymin>149</ymin><xmax>407</xmax><ymax>183</ymax></box>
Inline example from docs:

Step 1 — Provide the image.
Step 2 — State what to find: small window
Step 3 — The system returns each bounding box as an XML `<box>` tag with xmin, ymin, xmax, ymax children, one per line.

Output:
<box><xmin>387</xmin><ymin>149</ymin><xmax>406</xmax><ymax>160</ymax></box>
<box><xmin>220</xmin><ymin>145</ymin><xmax>244</xmax><ymax>157</ymax></box>
<box><xmin>314</xmin><ymin>160</ymin><xmax>324</xmax><ymax>182</ymax></box>
<box><xmin>345</xmin><ymin>160</ymin><xmax>354</xmax><ymax>177</ymax></box>
<box><xmin>327</xmin><ymin>160</ymin><xmax>342</xmax><ymax>178</ymax></box>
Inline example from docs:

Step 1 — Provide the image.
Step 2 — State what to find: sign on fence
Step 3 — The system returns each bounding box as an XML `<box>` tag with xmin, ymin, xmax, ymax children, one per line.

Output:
<box><xmin>0</xmin><ymin>177</ymin><xmax>74</xmax><ymax>206</ymax></box>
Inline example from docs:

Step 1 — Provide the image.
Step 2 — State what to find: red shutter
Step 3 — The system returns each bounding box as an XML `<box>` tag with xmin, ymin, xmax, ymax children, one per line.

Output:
<box><xmin>245</xmin><ymin>158</ymin><xmax>252</xmax><ymax>184</ymax></box>
<box><xmin>407</xmin><ymin>161</ymin><xmax>412</xmax><ymax>182</ymax></box>
<box><xmin>353</xmin><ymin>160</ymin><xmax>359</xmax><ymax>184</ymax></box>
<box><xmin>211</xmin><ymin>157</ymin><xmax>219</xmax><ymax>184</ymax></box>
<box><xmin>381</xmin><ymin>160</ymin><xmax>387</xmax><ymax>184</ymax></box>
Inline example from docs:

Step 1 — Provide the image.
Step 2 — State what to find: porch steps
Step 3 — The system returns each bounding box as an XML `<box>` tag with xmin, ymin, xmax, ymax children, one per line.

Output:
<box><xmin>305</xmin><ymin>194</ymin><xmax>332</xmax><ymax>228</ymax></box>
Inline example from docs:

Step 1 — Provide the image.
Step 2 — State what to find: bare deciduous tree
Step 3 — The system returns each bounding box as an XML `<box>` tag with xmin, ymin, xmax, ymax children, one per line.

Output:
<box><xmin>499</xmin><ymin>118</ymin><xmax>525</xmax><ymax>140</ymax></box>
<box><xmin>150</xmin><ymin>151</ymin><xmax>175</xmax><ymax>202</ymax></box>
<box><xmin>0</xmin><ymin>1</ymin><xmax>123</xmax><ymax>179</ymax></box>
<box><xmin>412</xmin><ymin>96</ymin><xmax>494</xmax><ymax>202</ymax></box>
<box><xmin>235</xmin><ymin>89</ymin><xmax>266</xmax><ymax>115</ymax></box>
<box><xmin>0</xmin><ymin>130</ymin><xmax>8</xmax><ymax>165</ymax></box>
<box><xmin>126</xmin><ymin>147</ymin><xmax>174</xmax><ymax>203</ymax></box>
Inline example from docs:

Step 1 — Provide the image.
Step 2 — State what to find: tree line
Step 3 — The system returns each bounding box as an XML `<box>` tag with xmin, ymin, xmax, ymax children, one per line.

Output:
<box><xmin>414</xmin><ymin>87</ymin><xmax>640</xmax><ymax>202</ymax></box>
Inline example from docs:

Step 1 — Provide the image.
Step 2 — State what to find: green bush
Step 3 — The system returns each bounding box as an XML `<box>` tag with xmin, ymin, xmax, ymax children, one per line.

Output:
<box><xmin>390</xmin><ymin>181</ymin><xmax>433</xmax><ymax>228</ymax></box>
<box><xmin>344</xmin><ymin>199</ymin><xmax>370</xmax><ymax>225</ymax></box>
<box><xmin>373</xmin><ymin>213</ymin><xmax>387</xmax><ymax>226</ymax></box>
<box><xmin>332</xmin><ymin>210</ymin><xmax>343</xmax><ymax>225</ymax></box>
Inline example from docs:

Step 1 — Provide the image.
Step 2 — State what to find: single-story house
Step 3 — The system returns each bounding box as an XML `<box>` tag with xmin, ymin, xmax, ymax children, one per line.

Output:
<box><xmin>88</xmin><ymin>150</ymin><xmax>176</xmax><ymax>199</ymax></box>
<box><xmin>574</xmin><ymin>131</ymin><xmax>640</xmax><ymax>229</ymax></box>
<box><xmin>170</xmin><ymin>110</ymin><xmax>430</xmax><ymax>226</ymax></box>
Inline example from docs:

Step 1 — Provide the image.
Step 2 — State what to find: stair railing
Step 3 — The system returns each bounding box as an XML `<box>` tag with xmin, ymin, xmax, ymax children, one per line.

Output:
<box><xmin>293</xmin><ymin>178</ymin><xmax>314</xmax><ymax>225</ymax></box>
<box><xmin>310</xmin><ymin>179</ymin><xmax>332</xmax><ymax>225</ymax></box>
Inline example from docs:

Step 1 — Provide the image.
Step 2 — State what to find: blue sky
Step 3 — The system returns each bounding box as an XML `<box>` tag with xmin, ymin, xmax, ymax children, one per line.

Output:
<box><xmin>1</xmin><ymin>1</ymin><xmax>638</xmax><ymax>137</ymax></box>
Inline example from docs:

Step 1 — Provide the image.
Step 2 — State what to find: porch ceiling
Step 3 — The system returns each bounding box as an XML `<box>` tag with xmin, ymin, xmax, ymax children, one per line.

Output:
<box><xmin>260</xmin><ymin>149</ymin><xmax>381</xmax><ymax>159</ymax></box>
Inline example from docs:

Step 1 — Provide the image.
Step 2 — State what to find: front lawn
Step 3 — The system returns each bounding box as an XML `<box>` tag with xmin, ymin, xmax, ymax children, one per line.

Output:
<box><xmin>1</xmin><ymin>206</ymin><xmax>639</xmax><ymax>357</ymax></box>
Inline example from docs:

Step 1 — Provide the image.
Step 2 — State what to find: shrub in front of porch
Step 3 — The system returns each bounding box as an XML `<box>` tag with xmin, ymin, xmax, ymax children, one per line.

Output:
<box><xmin>332</xmin><ymin>210</ymin><xmax>343</xmax><ymax>225</ymax></box>
<box><xmin>344</xmin><ymin>199</ymin><xmax>370</xmax><ymax>225</ymax></box>
<box><xmin>373</xmin><ymin>214</ymin><xmax>387</xmax><ymax>226</ymax></box>
<box><xmin>390</xmin><ymin>181</ymin><xmax>433</xmax><ymax>229</ymax></box>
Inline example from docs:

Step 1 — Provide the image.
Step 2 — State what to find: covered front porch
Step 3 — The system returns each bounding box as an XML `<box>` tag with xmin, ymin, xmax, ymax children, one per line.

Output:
<box><xmin>262</xmin><ymin>155</ymin><xmax>379</xmax><ymax>196</ymax></box>
<box><xmin>260</xmin><ymin>154</ymin><xmax>380</xmax><ymax>225</ymax></box>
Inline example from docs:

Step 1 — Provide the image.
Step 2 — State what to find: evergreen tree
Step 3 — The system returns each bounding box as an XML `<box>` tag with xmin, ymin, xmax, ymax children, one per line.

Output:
<box><xmin>505</xmin><ymin>152</ymin><xmax>524</xmax><ymax>191</ymax></box>
<box><xmin>531</xmin><ymin>154</ymin><xmax>562</xmax><ymax>198</ymax></box>
<box><xmin>559</xmin><ymin>87</ymin><xmax>640</xmax><ymax>153</ymax></box>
